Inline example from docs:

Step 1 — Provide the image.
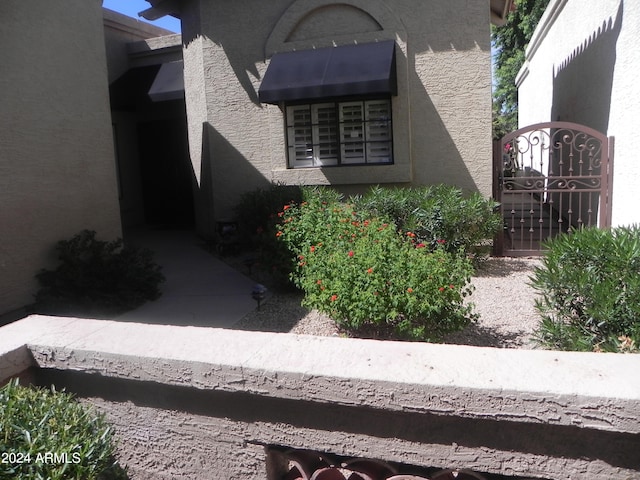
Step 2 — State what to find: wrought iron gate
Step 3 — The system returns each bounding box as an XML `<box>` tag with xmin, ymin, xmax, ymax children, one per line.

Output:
<box><xmin>493</xmin><ymin>122</ymin><xmax>614</xmax><ymax>256</ymax></box>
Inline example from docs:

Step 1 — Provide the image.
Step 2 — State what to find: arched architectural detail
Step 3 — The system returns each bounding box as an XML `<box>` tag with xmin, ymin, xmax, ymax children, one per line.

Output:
<box><xmin>286</xmin><ymin>5</ymin><xmax>383</xmax><ymax>43</ymax></box>
<box><xmin>265</xmin><ymin>0</ymin><xmax>406</xmax><ymax>57</ymax></box>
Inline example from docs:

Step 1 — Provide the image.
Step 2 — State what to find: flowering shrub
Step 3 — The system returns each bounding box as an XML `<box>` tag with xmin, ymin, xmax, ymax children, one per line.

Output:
<box><xmin>277</xmin><ymin>190</ymin><xmax>475</xmax><ymax>341</ymax></box>
<box><xmin>530</xmin><ymin>226</ymin><xmax>640</xmax><ymax>353</ymax></box>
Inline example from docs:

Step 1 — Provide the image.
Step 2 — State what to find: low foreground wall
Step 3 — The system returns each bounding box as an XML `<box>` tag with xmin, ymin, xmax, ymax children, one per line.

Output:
<box><xmin>1</xmin><ymin>315</ymin><xmax>639</xmax><ymax>479</ymax></box>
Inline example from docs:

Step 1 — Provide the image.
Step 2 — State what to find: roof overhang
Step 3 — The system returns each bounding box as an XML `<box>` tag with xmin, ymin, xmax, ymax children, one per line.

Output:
<box><xmin>139</xmin><ymin>0</ymin><xmax>182</xmax><ymax>21</ymax></box>
<box><xmin>491</xmin><ymin>0</ymin><xmax>516</xmax><ymax>26</ymax></box>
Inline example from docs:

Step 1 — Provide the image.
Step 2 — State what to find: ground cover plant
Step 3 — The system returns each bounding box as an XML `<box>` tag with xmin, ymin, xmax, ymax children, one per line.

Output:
<box><xmin>34</xmin><ymin>230</ymin><xmax>165</xmax><ymax>317</ymax></box>
<box><xmin>0</xmin><ymin>379</ymin><xmax>127</xmax><ymax>480</ymax></box>
<box><xmin>275</xmin><ymin>187</ymin><xmax>476</xmax><ymax>341</ymax></box>
<box><xmin>530</xmin><ymin>226</ymin><xmax>640</xmax><ymax>353</ymax></box>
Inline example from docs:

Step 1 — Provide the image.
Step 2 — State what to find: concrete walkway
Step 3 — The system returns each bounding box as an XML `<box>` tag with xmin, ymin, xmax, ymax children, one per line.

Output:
<box><xmin>116</xmin><ymin>228</ymin><xmax>261</xmax><ymax>328</ymax></box>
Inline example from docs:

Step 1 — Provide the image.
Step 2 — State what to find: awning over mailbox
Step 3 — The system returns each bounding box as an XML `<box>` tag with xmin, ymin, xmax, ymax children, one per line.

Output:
<box><xmin>258</xmin><ymin>40</ymin><xmax>397</xmax><ymax>104</ymax></box>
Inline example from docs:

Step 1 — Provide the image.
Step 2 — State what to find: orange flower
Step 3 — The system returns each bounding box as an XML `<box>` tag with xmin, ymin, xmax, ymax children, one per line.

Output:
<box><xmin>316</xmin><ymin>279</ymin><xmax>322</xmax><ymax>285</ymax></box>
<box><xmin>407</xmin><ymin>288</ymin><xmax>414</xmax><ymax>293</ymax></box>
<box><xmin>366</xmin><ymin>268</ymin><xmax>373</xmax><ymax>274</ymax></box>
<box><xmin>276</xmin><ymin>231</ymin><xmax>283</xmax><ymax>237</ymax></box>
<box><xmin>283</xmin><ymin>204</ymin><xmax>291</xmax><ymax>210</ymax></box>
<box><xmin>330</xmin><ymin>294</ymin><xmax>338</xmax><ymax>302</ymax></box>
<box><xmin>310</xmin><ymin>245</ymin><xmax>316</xmax><ymax>252</ymax></box>
<box><xmin>406</xmin><ymin>232</ymin><xmax>416</xmax><ymax>238</ymax></box>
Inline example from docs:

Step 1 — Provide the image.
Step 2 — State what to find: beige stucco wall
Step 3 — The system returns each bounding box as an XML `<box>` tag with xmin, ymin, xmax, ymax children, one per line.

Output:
<box><xmin>0</xmin><ymin>0</ymin><xmax>122</xmax><ymax>316</ymax></box>
<box><xmin>181</xmin><ymin>0</ymin><xmax>493</xmax><ymax>233</ymax></box>
<box><xmin>516</xmin><ymin>0</ymin><xmax>639</xmax><ymax>227</ymax></box>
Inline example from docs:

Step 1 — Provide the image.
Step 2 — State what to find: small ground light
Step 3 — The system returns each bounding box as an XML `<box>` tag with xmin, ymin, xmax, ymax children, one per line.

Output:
<box><xmin>251</xmin><ymin>284</ymin><xmax>268</xmax><ymax>310</ymax></box>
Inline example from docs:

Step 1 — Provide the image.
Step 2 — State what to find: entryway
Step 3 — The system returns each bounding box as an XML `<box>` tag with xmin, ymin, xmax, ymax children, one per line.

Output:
<box><xmin>493</xmin><ymin>122</ymin><xmax>614</xmax><ymax>256</ymax></box>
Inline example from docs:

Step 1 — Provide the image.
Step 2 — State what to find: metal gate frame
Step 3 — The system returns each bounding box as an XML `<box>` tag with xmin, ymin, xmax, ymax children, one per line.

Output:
<box><xmin>493</xmin><ymin>122</ymin><xmax>614</xmax><ymax>256</ymax></box>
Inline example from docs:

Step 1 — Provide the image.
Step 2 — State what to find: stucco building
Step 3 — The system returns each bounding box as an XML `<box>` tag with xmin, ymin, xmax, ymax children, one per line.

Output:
<box><xmin>0</xmin><ymin>0</ymin><xmax>511</xmax><ymax>317</ymax></box>
<box><xmin>143</xmin><ymin>0</ymin><xmax>513</xmax><ymax>238</ymax></box>
<box><xmin>0</xmin><ymin>1</ymin><xmax>122</xmax><ymax>318</ymax></box>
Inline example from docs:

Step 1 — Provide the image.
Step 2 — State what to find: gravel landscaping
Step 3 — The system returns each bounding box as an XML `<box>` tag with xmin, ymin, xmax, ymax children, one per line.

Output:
<box><xmin>233</xmin><ymin>256</ymin><xmax>543</xmax><ymax>349</ymax></box>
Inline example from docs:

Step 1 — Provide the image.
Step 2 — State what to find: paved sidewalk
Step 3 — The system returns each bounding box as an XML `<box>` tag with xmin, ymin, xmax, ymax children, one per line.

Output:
<box><xmin>116</xmin><ymin>228</ymin><xmax>262</xmax><ymax>328</ymax></box>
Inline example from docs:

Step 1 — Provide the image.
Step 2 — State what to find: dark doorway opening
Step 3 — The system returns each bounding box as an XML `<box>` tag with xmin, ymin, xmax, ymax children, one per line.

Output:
<box><xmin>138</xmin><ymin>117</ymin><xmax>194</xmax><ymax>228</ymax></box>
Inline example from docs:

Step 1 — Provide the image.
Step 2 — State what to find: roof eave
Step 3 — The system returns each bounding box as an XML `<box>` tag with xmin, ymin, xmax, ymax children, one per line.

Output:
<box><xmin>140</xmin><ymin>0</ymin><xmax>181</xmax><ymax>21</ymax></box>
<box><xmin>491</xmin><ymin>0</ymin><xmax>516</xmax><ymax>26</ymax></box>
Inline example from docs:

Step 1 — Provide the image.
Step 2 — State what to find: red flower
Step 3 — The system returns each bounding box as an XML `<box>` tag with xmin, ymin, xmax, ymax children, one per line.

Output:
<box><xmin>330</xmin><ymin>294</ymin><xmax>338</xmax><ymax>302</ymax></box>
<box><xmin>449</xmin><ymin>284</ymin><xmax>455</xmax><ymax>289</ymax></box>
<box><xmin>438</xmin><ymin>287</ymin><xmax>445</xmax><ymax>292</ymax></box>
<box><xmin>348</xmin><ymin>250</ymin><xmax>354</xmax><ymax>257</ymax></box>
<box><xmin>316</xmin><ymin>279</ymin><xmax>322</xmax><ymax>285</ymax></box>
<box><xmin>416</xmin><ymin>243</ymin><xmax>426</xmax><ymax>249</ymax></box>
<box><xmin>437</xmin><ymin>239</ymin><xmax>446</xmax><ymax>244</ymax></box>
<box><xmin>407</xmin><ymin>288</ymin><xmax>414</xmax><ymax>293</ymax></box>
<box><xmin>276</xmin><ymin>231</ymin><xmax>283</xmax><ymax>237</ymax></box>
<box><xmin>366</xmin><ymin>268</ymin><xmax>373</xmax><ymax>274</ymax></box>
<box><xmin>406</xmin><ymin>232</ymin><xmax>416</xmax><ymax>238</ymax></box>
<box><xmin>310</xmin><ymin>246</ymin><xmax>316</xmax><ymax>252</ymax></box>
<box><xmin>283</xmin><ymin>204</ymin><xmax>291</xmax><ymax>210</ymax></box>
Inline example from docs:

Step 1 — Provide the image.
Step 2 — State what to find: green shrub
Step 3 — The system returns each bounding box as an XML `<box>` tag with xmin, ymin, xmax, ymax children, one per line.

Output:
<box><xmin>530</xmin><ymin>226</ymin><xmax>640</xmax><ymax>352</ymax></box>
<box><xmin>233</xmin><ymin>184</ymin><xmax>305</xmax><ymax>249</ymax></box>
<box><xmin>351</xmin><ymin>185</ymin><xmax>501</xmax><ymax>258</ymax></box>
<box><xmin>34</xmin><ymin>230</ymin><xmax>165</xmax><ymax>317</ymax></box>
<box><xmin>233</xmin><ymin>185</ymin><xmax>342</xmax><ymax>287</ymax></box>
<box><xmin>277</xmin><ymin>192</ymin><xmax>475</xmax><ymax>341</ymax></box>
<box><xmin>0</xmin><ymin>379</ymin><xmax>128</xmax><ymax>480</ymax></box>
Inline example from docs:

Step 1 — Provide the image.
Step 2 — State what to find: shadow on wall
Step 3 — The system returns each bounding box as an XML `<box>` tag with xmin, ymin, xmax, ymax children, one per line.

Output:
<box><xmin>193</xmin><ymin>122</ymin><xmax>273</xmax><ymax>239</ymax></box>
<box><xmin>551</xmin><ymin>0</ymin><xmax>623</xmax><ymax>132</ymax></box>
<box><xmin>180</xmin><ymin>0</ymin><xmax>491</xmax><ymax>106</ymax></box>
<box><xmin>548</xmin><ymin>0</ymin><xmax>622</xmax><ymax>229</ymax></box>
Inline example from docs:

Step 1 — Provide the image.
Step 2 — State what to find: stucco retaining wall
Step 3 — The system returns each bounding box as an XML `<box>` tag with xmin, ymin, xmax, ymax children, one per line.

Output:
<box><xmin>1</xmin><ymin>316</ymin><xmax>639</xmax><ymax>479</ymax></box>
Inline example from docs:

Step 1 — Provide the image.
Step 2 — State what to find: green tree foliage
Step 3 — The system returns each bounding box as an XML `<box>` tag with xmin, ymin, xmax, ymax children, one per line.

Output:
<box><xmin>492</xmin><ymin>0</ymin><xmax>551</xmax><ymax>139</ymax></box>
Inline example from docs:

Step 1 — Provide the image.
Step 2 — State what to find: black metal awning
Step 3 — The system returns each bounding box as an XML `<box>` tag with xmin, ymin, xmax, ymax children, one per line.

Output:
<box><xmin>258</xmin><ymin>40</ymin><xmax>397</xmax><ymax>104</ymax></box>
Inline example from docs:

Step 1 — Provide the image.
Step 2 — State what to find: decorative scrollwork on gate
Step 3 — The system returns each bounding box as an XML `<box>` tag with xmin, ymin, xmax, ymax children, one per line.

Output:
<box><xmin>495</xmin><ymin>122</ymin><xmax>612</xmax><ymax>255</ymax></box>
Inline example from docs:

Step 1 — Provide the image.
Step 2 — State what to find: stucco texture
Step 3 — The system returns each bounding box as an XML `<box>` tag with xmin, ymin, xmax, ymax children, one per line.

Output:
<box><xmin>517</xmin><ymin>0</ymin><xmax>640</xmax><ymax>226</ymax></box>
<box><xmin>0</xmin><ymin>0</ymin><xmax>122</xmax><ymax>315</ymax></box>
<box><xmin>3</xmin><ymin>316</ymin><xmax>639</xmax><ymax>479</ymax></box>
<box><xmin>181</xmin><ymin>0</ymin><xmax>493</xmax><ymax>230</ymax></box>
